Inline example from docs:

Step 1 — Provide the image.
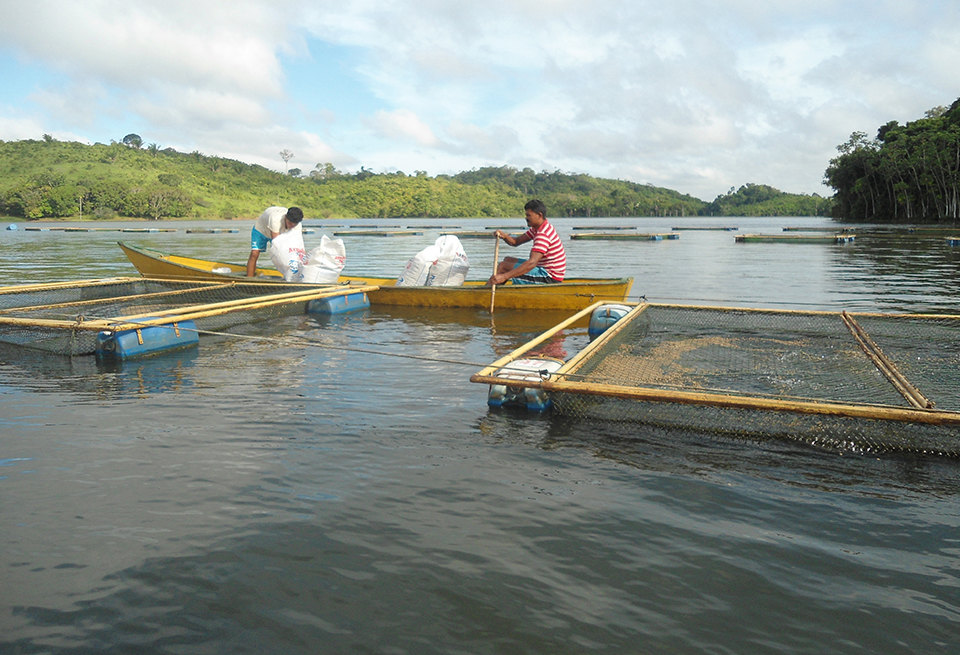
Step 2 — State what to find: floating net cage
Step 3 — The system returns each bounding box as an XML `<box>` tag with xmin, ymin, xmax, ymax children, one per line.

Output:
<box><xmin>472</xmin><ymin>302</ymin><xmax>960</xmax><ymax>457</ymax></box>
<box><xmin>0</xmin><ymin>277</ymin><xmax>374</xmax><ymax>357</ymax></box>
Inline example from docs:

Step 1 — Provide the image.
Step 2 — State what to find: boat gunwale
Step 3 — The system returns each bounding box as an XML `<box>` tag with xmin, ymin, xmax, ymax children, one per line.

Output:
<box><xmin>118</xmin><ymin>241</ymin><xmax>633</xmax><ymax>289</ymax></box>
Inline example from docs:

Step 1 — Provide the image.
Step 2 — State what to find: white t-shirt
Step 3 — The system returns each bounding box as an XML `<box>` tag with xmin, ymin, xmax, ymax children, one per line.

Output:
<box><xmin>254</xmin><ymin>206</ymin><xmax>300</xmax><ymax>237</ymax></box>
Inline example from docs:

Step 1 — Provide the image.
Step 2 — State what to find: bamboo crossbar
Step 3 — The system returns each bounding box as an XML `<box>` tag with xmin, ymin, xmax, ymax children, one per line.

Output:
<box><xmin>0</xmin><ymin>285</ymin><xmax>378</xmax><ymax>332</ymax></box>
<box><xmin>103</xmin><ymin>285</ymin><xmax>361</xmax><ymax>322</ymax></box>
<box><xmin>841</xmin><ymin>311</ymin><xmax>934</xmax><ymax>409</ymax></box>
<box><xmin>0</xmin><ymin>282</ymin><xmax>237</xmax><ymax>316</ymax></box>
<box><xmin>648</xmin><ymin>302</ymin><xmax>960</xmax><ymax>321</ymax></box>
<box><xmin>472</xmin><ymin>300</ymin><xmax>611</xmax><ymax>378</ymax></box>
<box><xmin>0</xmin><ymin>277</ymin><xmax>141</xmax><ymax>295</ymax></box>
<box><xmin>468</xmin><ymin>372</ymin><xmax>960</xmax><ymax>426</ymax></box>
<box><xmin>0</xmin><ymin>316</ymin><xmax>106</xmax><ymax>331</ymax></box>
<box><xmin>559</xmin><ymin>303</ymin><xmax>647</xmax><ymax>375</ymax></box>
<box><xmin>99</xmin><ymin>285</ymin><xmax>378</xmax><ymax>331</ymax></box>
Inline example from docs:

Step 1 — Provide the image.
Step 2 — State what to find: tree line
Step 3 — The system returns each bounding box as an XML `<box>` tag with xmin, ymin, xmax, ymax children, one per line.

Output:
<box><xmin>0</xmin><ymin>136</ymin><xmax>830</xmax><ymax>220</ymax></box>
<box><xmin>825</xmin><ymin>98</ymin><xmax>960</xmax><ymax>223</ymax></box>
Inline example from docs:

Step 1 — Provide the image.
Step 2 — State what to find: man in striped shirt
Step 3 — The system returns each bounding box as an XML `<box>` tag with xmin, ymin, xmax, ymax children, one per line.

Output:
<box><xmin>488</xmin><ymin>199</ymin><xmax>567</xmax><ymax>285</ymax></box>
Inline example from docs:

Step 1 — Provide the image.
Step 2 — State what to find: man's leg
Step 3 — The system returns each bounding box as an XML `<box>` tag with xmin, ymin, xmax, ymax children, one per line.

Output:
<box><xmin>247</xmin><ymin>227</ymin><xmax>270</xmax><ymax>276</ymax></box>
<box><xmin>496</xmin><ymin>257</ymin><xmax>518</xmax><ymax>275</ymax></box>
<box><xmin>246</xmin><ymin>250</ymin><xmax>261</xmax><ymax>277</ymax></box>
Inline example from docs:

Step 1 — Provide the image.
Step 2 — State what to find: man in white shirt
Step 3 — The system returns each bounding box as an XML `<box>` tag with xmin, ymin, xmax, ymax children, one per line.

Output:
<box><xmin>246</xmin><ymin>206</ymin><xmax>304</xmax><ymax>276</ymax></box>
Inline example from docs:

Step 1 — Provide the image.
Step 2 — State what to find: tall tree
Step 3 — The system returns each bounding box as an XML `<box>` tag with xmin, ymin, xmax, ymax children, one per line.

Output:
<box><xmin>280</xmin><ymin>149</ymin><xmax>294</xmax><ymax>174</ymax></box>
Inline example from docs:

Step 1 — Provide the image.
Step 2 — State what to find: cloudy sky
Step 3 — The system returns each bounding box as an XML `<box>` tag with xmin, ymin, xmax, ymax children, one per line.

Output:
<box><xmin>0</xmin><ymin>1</ymin><xmax>956</xmax><ymax>201</ymax></box>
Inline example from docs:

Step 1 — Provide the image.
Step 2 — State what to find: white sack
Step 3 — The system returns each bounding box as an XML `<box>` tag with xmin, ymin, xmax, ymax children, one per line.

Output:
<box><xmin>426</xmin><ymin>235</ymin><xmax>470</xmax><ymax>286</ymax></box>
<box><xmin>268</xmin><ymin>229</ymin><xmax>307</xmax><ymax>281</ymax></box>
<box><xmin>396</xmin><ymin>244</ymin><xmax>441</xmax><ymax>286</ymax></box>
<box><xmin>299</xmin><ymin>235</ymin><xmax>346</xmax><ymax>284</ymax></box>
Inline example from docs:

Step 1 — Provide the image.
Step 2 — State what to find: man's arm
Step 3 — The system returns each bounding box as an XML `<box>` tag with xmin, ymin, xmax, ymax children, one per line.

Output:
<box><xmin>496</xmin><ymin>230</ymin><xmax>531</xmax><ymax>247</ymax></box>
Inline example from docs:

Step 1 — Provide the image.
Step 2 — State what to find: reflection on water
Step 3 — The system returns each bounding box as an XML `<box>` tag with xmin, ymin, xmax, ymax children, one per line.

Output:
<box><xmin>2</xmin><ymin>217</ymin><xmax>960</xmax><ymax>653</ymax></box>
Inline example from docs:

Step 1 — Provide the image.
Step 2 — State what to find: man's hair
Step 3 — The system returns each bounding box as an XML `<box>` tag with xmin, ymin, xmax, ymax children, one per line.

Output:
<box><xmin>524</xmin><ymin>199</ymin><xmax>546</xmax><ymax>217</ymax></box>
<box><xmin>286</xmin><ymin>207</ymin><xmax>304</xmax><ymax>224</ymax></box>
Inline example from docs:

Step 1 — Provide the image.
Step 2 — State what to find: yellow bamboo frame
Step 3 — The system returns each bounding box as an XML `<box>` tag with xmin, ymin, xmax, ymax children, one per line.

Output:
<box><xmin>472</xmin><ymin>300</ymin><xmax>619</xmax><ymax>378</ymax></box>
<box><xmin>0</xmin><ymin>277</ymin><xmax>141</xmax><ymax>295</ymax></box>
<box><xmin>0</xmin><ymin>282</ymin><xmax>238</xmax><ymax>315</ymax></box>
<box><xmin>841</xmin><ymin>311</ymin><xmax>934</xmax><ymax>409</ymax></box>
<box><xmin>470</xmin><ymin>301</ymin><xmax>960</xmax><ymax>427</ymax></box>
<box><xmin>0</xmin><ymin>285</ymin><xmax>378</xmax><ymax>332</ymax></box>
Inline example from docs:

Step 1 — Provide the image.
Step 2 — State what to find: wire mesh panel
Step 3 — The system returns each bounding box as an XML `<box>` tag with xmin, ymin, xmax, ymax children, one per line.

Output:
<box><xmin>849</xmin><ymin>314</ymin><xmax>960</xmax><ymax>412</ymax></box>
<box><xmin>472</xmin><ymin>302</ymin><xmax>960</xmax><ymax>457</ymax></box>
<box><xmin>0</xmin><ymin>278</ymin><xmax>356</xmax><ymax>356</ymax></box>
<box><xmin>567</xmin><ymin>306</ymin><xmax>910</xmax><ymax>407</ymax></box>
<box><xmin>550</xmin><ymin>395</ymin><xmax>960</xmax><ymax>457</ymax></box>
<box><xmin>0</xmin><ymin>323</ymin><xmax>100</xmax><ymax>356</ymax></box>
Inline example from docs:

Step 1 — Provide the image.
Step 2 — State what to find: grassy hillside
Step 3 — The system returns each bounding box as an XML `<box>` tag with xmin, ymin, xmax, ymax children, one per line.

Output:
<box><xmin>0</xmin><ymin>137</ymin><xmax>832</xmax><ymax>220</ymax></box>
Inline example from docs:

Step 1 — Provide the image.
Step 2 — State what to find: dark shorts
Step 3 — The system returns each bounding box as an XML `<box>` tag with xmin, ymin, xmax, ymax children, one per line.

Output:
<box><xmin>512</xmin><ymin>263</ymin><xmax>561</xmax><ymax>285</ymax></box>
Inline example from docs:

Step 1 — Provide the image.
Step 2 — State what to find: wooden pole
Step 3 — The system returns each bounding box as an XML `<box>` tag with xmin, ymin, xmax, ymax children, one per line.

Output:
<box><xmin>490</xmin><ymin>233</ymin><xmax>500</xmax><ymax>313</ymax></box>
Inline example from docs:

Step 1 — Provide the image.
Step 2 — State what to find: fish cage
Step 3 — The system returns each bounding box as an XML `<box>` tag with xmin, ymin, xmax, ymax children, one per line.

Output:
<box><xmin>0</xmin><ymin>277</ymin><xmax>376</xmax><ymax>358</ymax></box>
<box><xmin>471</xmin><ymin>302</ymin><xmax>960</xmax><ymax>457</ymax></box>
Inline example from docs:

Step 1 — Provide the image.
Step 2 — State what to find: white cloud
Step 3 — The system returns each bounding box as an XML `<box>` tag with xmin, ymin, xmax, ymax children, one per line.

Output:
<box><xmin>132</xmin><ymin>87</ymin><xmax>273</xmax><ymax>130</ymax></box>
<box><xmin>1</xmin><ymin>1</ymin><xmax>289</xmax><ymax>95</ymax></box>
<box><xmin>29</xmin><ymin>82</ymin><xmax>113</xmax><ymax>129</ymax></box>
<box><xmin>368</xmin><ymin>109</ymin><xmax>443</xmax><ymax>148</ymax></box>
<box><xmin>445</xmin><ymin>122</ymin><xmax>521</xmax><ymax>159</ymax></box>
<box><xmin>0</xmin><ymin>113</ymin><xmax>48</xmax><ymax>141</ymax></box>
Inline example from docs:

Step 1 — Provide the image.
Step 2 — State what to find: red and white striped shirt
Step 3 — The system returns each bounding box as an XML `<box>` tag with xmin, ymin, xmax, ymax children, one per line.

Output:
<box><xmin>525</xmin><ymin>220</ymin><xmax>566</xmax><ymax>281</ymax></box>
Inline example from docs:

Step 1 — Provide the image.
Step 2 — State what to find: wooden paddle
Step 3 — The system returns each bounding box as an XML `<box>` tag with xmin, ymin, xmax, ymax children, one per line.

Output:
<box><xmin>490</xmin><ymin>232</ymin><xmax>501</xmax><ymax>313</ymax></box>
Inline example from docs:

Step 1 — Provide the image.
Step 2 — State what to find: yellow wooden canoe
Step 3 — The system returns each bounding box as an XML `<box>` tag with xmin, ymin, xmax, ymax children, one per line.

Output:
<box><xmin>118</xmin><ymin>242</ymin><xmax>633</xmax><ymax>310</ymax></box>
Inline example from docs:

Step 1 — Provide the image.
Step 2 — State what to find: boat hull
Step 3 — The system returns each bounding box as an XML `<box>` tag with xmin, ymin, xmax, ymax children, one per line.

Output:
<box><xmin>118</xmin><ymin>242</ymin><xmax>633</xmax><ymax>310</ymax></box>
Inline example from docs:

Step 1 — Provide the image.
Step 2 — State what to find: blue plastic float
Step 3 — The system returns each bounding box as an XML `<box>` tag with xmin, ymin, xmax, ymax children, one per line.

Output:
<box><xmin>307</xmin><ymin>291</ymin><xmax>370</xmax><ymax>315</ymax></box>
<box><xmin>96</xmin><ymin>320</ymin><xmax>200</xmax><ymax>359</ymax></box>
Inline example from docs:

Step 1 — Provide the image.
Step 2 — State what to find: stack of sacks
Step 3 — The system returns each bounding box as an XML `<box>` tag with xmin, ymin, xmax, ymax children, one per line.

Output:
<box><xmin>396</xmin><ymin>235</ymin><xmax>470</xmax><ymax>287</ymax></box>
<box><xmin>300</xmin><ymin>235</ymin><xmax>346</xmax><ymax>283</ymax></box>
<box><xmin>269</xmin><ymin>230</ymin><xmax>346</xmax><ymax>283</ymax></box>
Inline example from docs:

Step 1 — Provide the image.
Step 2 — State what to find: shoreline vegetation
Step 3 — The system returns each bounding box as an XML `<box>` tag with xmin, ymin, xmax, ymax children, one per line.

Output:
<box><xmin>825</xmin><ymin>98</ymin><xmax>960</xmax><ymax>224</ymax></box>
<box><xmin>21</xmin><ymin>94</ymin><xmax>960</xmax><ymax>227</ymax></box>
<box><xmin>0</xmin><ymin>138</ymin><xmax>830</xmax><ymax>223</ymax></box>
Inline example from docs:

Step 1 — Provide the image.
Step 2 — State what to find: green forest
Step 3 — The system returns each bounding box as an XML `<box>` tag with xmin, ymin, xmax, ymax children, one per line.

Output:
<box><xmin>0</xmin><ymin>135</ymin><xmax>831</xmax><ymax>221</ymax></box>
<box><xmin>825</xmin><ymin>98</ymin><xmax>960</xmax><ymax>223</ymax></box>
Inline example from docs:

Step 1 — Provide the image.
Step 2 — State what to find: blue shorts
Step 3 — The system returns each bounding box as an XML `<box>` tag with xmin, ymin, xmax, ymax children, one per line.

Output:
<box><xmin>251</xmin><ymin>227</ymin><xmax>271</xmax><ymax>251</ymax></box>
<box><xmin>512</xmin><ymin>263</ymin><xmax>561</xmax><ymax>285</ymax></box>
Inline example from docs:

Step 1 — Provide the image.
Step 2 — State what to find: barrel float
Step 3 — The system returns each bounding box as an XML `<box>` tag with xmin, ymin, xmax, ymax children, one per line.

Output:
<box><xmin>307</xmin><ymin>291</ymin><xmax>370</xmax><ymax>315</ymax></box>
<box><xmin>588</xmin><ymin>304</ymin><xmax>633</xmax><ymax>339</ymax></box>
<box><xmin>96</xmin><ymin>320</ymin><xmax>199</xmax><ymax>360</ymax></box>
<box><xmin>487</xmin><ymin>356</ymin><xmax>564</xmax><ymax>412</ymax></box>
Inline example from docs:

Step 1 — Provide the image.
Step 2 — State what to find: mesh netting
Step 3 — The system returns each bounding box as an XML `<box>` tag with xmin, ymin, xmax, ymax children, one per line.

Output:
<box><xmin>0</xmin><ymin>278</ymin><xmax>342</xmax><ymax>356</ymax></box>
<box><xmin>848</xmin><ymin>314</ymin><xmax>960</xmax><ymax>412</ymax></box>
<box><xmin>550</xmin><ymin>394</ymin><xmax>960</xmax><ymax>457</ymax></box>
<box><xmin>566</xmin><ymin>306</ymin><xmax>916</xmax><ymax>407</ymax></box>
<box><xmin>477</xmin><ymin>303</ymin><xmax>960</xmax><ymax>457</ymax></box>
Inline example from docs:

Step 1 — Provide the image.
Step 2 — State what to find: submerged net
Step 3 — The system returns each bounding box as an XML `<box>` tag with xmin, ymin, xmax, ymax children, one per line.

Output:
<box><xmin>479</xmin><ymin>303</ymin><xmax>960</xmax><ymax>457</ymax></box>
<box><xmin>0</xmin><ymin>278</ymin><xmax>350</xmax><ymax>356</ymax></box>
<box><xmin>551</xmin><ymin>394</ymin><xmax>960</xmax><ymax>457</ymax></box>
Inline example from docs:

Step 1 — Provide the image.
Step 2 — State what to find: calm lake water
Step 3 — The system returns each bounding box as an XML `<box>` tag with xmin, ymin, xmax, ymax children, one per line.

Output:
<box><xmin>2</xmin><ymin>216</ymin><xmax>960</xmax><ymax>654</ymax></box>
